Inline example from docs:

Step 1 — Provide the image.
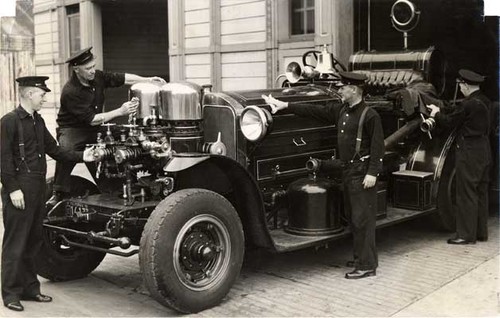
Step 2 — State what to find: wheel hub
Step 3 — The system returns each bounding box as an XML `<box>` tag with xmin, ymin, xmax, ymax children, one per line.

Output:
<box><xmin>181</xmin><ymin>230</ymin><xmax>219</xmax><ymax>272</ymax></box>
<box><xmin>173</xmin><ymin>214</ymin><xmax>232</xmax><ymax>291</ymax></box>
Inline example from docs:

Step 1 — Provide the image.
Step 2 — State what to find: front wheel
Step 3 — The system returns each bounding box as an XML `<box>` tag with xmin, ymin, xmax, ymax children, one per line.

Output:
<box><xmin>35</xmin><ymin>176</ymin><xmax>105</xmax><ymax>281</ymax></box>
<box><xmin>139</xmin><ymin>189</ymin><xmax>244</xmax><ymax>313</ymax></box>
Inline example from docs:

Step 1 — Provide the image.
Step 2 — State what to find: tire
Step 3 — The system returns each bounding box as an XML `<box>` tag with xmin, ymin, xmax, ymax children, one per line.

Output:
<box><xmin>35</xmin><ymin>176</ymin><xmax>106</xmax><ymax>281</ymax></box>
<box><xmin>435</xmin><ymin>149</ymin><xmax>457</xmax><ymax>231</ymax></box>
<box><xmin>139</xmin><ymin>189</ymin><xmax>244</xmax><ymax>313</ymax></box>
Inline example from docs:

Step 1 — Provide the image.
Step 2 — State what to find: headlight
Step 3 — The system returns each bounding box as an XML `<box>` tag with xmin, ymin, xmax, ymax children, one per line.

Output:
<box><xmin>239</xmin><ymin>106</ymin><xmax>273</xmax><ymax>142</ymax></box>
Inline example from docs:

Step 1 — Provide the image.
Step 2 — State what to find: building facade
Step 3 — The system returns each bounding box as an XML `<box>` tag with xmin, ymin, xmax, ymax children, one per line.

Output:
<box><xmin>32</xmin><ymin>0</ymin><xmax>355</xmax><ymax>110</ymax></box>
<box><xmin>168</xmin><ymin>0</ymin><xmax>353</xmax><ymax>91</ymax></box>
<box><xmin>32</xmin><ymin>0</ymin><xmax>497</xmax><ymax>113</ymax></box>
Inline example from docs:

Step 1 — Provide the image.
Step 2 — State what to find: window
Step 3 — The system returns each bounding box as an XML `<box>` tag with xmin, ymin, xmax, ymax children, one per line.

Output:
<box><xmin>290</xmin><ymin>0</ymin><xmax>315</xmax><ymax>36</ymax></box>
<box><xmin>67</xmin><ymin>4</ymin><xmax>80</xmax><ymax>56</ymax></box>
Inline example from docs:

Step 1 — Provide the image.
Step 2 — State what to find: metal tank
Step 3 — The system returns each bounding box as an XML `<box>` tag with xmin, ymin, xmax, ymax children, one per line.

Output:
<box><xmin>286</xmin><ymin>174</ymin><xmax>343</xmax><ymax>236</ymax></box>
<box><xmin>128</xmin><ymin>82</ymin><xmax>162</xmax><ymax>119</ymax></box>
<box><xmin>159</xmin><ymin>82</ymin><xmax>202</xmax><ymax>121</ymax></box>
<box><xmin>349</xmin><ymin>47</ymin><xmax>446</xmax><ymax>95</ymax></box>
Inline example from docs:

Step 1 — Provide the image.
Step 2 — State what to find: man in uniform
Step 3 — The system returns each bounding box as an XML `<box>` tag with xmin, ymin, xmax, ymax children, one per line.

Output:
<box><xmin>1</xmin><ymin>76</ymin><xmax>96</xmax><ymax>311</ymax></box>
<box><xmin>427</xmin><ymin>69</ymin><xmax>492</xmax><ymax>244</ymax></box>
<box><xmin>47</xmin><ymin>47</ymin><xmax>166</xmax><ymax>206</ymax></box>
<box><xmin>262</xmin><ymin>71</ymin><xmax>385</xmax><ymax>279</ymax></box>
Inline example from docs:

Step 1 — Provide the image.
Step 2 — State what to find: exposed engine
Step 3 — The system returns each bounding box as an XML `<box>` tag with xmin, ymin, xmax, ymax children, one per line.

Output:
<box><xmin>86</xmin><ymin>82</ymin><xmax>221</xmax><ymax>205</ymax></box>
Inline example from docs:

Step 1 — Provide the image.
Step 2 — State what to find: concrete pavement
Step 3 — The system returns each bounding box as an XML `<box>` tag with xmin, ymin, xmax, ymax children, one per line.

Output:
<box><xmin>0</xmin><ymin>212</ymin><xmax>497</xmax><ymax>317</ymax></box>
<box><xmin>395</xmin><ymin>255</ymin><xmax>499</xmax><ymax>317</ymax></box>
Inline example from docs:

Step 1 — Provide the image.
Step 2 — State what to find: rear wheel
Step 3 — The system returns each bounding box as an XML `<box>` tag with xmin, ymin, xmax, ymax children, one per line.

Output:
<box><xmin>35</xmin><ymin>176</ymin><xmax>105</xmax><ymax>281</ymax></box>
<box><xmin>139</xmin><ymin>189</ymin><xmax>244</xmax><ymax>313</ymax></box>
<box><xmin>435</xmin><ymin>150</ymin><xmax>456</xmax><ymax>231</ymax></box>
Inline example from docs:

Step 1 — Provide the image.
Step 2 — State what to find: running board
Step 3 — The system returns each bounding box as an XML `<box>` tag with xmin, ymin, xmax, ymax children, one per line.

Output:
<box><xmin>270</xmin><ymin>206</ymin><xmax>436</xmax><ymax>253</ymax></box>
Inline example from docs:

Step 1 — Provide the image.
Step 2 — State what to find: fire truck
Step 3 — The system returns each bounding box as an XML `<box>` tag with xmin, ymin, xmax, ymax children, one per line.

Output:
<box><xmin>36</xmin><ymin>0</ymin><xmax>496</xmax><ymax>313</ymax></box>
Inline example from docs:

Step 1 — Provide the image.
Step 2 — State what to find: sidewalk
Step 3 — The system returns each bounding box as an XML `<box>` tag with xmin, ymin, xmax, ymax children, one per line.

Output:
<box><xmin>395</xmin><ymin>254</ymin><xmax>499</xmax><ymax>317</ymax></box>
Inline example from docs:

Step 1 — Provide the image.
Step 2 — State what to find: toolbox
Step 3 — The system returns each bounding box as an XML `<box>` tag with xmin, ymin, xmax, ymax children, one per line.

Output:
<box><xmin>392</xmin><ymin>170</ymin><xmax>433</xmax><ymax>210</ymax></box>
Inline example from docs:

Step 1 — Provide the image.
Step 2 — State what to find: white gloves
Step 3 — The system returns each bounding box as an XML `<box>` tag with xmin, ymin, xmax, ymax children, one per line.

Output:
<box><xmin>261</xmin><ymin>94</ymin><xmax>289</xmax><ymax>114</ymax></box>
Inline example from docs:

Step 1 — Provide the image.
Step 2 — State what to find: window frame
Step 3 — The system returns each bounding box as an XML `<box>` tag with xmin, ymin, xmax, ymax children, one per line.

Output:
<box><xmin>277</xmin><ymin>0</ymin><xmax>316</xmax><ymax>44</ymax></box>
<box><xmin>290</xmin><ymin>0</ymin><xmax>316</xmax><ymax>37</ymax></box>
<box><xmin>66</xmin><ymin>4</ymin><xmax>81</xmax><ymax>58</ymax></box>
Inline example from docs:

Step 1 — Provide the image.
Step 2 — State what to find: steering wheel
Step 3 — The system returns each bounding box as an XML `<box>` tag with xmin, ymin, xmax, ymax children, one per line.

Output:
<box><xmin>302</xmin><ymin>50</ymin><xmax>347</xmax><ymax>73</ymax></box>
<box><xmin>302</xmin><ymin>50</ymin><xmax>320</xmax><ymax>68</ymax></box>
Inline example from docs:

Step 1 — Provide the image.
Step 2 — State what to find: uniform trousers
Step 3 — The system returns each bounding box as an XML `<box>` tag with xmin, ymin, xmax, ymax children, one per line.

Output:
<box><xmin>53</xmin><ymin>127</ymin><xmax>97</xmax><ymax>193</ymax></box>
<box><xmin>455</xmin><ymin>136</ymin><xmax>491</xmax><ymax>241</ymax></box>
<box><xmin>1</xmin><ymin>174</ymin><xmax>45</xmax><ymax>304</ymax></box>
<box><xmin>342</xmin><ymin>162</ymin><xmax>378</xmax><ymax>270</ymax></box>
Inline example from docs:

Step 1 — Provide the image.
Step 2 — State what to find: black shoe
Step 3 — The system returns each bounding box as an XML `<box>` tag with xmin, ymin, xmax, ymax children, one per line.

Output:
<box><xmin>477</xmin><ymin>236</ymin><xmax>488</xmax><ymax>242</ymax></box>
<box><xmin>447</xmin><ymin>238</ymin><xmax>476</xmax><ymax>245</ymax></box>
<box><xmin>46</xmin><ymin>191</ymin><xmax>68</xmax><ymax>207</ymax></box>
<box><xmin>345</xmin><ymin>269</ymin><xmax>376</xmax><ymax>279</ymax></box>
<box><xmin>5</xmin><ymin>301</ymin><xmax>24</xmax><ymax>311</ymax></box>
<box><xmin>22</xmin><ymin>294</ymin><xmax>53</xmax><ymax>302</ymax></box>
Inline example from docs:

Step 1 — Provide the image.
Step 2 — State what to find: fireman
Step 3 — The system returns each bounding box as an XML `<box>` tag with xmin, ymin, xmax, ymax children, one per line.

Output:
<box><xmin>262</xmin><ymin>71</ymin><xmax>385</xmax><ymax>279</ymax></box>
<box><xmin>427</xmin><ymin>69</ymin><xmax>492</xmax><ymax>244</ymax></box>
<box><xmin>46</xmin><ymin>47</ymin><xmax>166</xmax><ymax>206</ymax></box>
<box><xmin>1</xmin><ymin>76</ymin><xmax>96</xmax><ymax>311</ymax></box>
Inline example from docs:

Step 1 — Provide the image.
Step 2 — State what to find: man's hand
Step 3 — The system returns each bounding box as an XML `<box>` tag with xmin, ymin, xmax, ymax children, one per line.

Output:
<box><xmin>261</xmin><ymin>94</ymin><xmax>288</xmax><ymax>114</ymax></box>
<box><xmin>149</xmin><ymin>76</ymin><xmax>167</xmax><ymax>85</ymax></box>
<box><xmin>363</xmin><ymin>174</ymin><xmax>377</xmax><ymax>189</ymax></box>
<box><xmin>426</xmin><ymin>104</ymin><xmax>440</xmax><ymax>117</ymax></box>
<box><xmin>83</xmin><ymin>146</ymin><xmax>97</xmax><ymax>162</ymax></box>
<box><xmin>119</xmin><ymin>98</ymin><xmax>139</xmax><ymax>116</ymax></box>
<box><xmin>9</xmin><ymin>190</ymin><xmax>25</xmax><ymax>210</ymax></box>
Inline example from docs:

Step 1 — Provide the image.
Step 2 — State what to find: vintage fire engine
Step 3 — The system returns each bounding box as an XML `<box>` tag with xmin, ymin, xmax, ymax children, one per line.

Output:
<box><xmin>37</xmin><ymin>1</ymin><xmax>465</xmax><ymax>313</ymax></box>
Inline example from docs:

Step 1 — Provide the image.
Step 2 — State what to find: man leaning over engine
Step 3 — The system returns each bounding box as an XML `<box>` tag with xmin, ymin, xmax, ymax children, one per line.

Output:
<box><xmin>47</xmin><ymin>47</ymin><xmax>166</xmax><ymax>207</ymax></box>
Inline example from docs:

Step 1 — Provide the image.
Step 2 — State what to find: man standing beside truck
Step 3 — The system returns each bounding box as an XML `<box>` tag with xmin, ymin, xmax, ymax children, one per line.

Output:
<box><xmin>427</xmin><ymin>69</ymin><xmax>492</xmax><ymax>244</ymax></box>
<box><xmin>1</xmin><ymin>76</ymin><xmax>97</xmax><ymax>312</ymax></box>
<box><xmin>262</xmin><ymin>71</ymin><xmax>385</xmax><ymax>279</ymax></box>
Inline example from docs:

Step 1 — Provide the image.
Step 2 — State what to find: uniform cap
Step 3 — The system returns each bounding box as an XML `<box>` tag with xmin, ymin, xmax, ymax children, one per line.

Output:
<box><xmin>458</xmin><ymin>69</ymin><xmax>484</xmax><ymax>85</ymax></box>
<box><xmin>65</xmin><ymin>47</ymin><xmax>95</xmax><ymax>66</ymax></box>
<box><xmin>16</xmin><ymin>76</ymin><xmax>51</xmax><ymax>92</ymax></box>
<box><xmin>339</xmin><ymin>71</ymin><xmax>368</xmax><ymax>86</ymax></box>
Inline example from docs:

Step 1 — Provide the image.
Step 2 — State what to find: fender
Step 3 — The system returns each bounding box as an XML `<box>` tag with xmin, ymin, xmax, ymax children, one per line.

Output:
<box><xmin>163</xmin><ymin>153</ymin><xmax>210</xmax><ymax>172</ymax></box>
<box><xmin>407</xmin><ymin>128</ymin><xmax>457</xmax><ymax>201</ymax></box>
<box><xmin>171</xmin><ymin>154</ymin><xmax>275</xmax><ymax>250</ymax></box>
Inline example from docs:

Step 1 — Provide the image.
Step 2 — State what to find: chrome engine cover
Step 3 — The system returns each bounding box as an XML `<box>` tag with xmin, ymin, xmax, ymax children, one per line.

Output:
<box><xmin>159</xmin><ymin>82</ymin><xmax>202</xmax><ymax>121</ymax></box>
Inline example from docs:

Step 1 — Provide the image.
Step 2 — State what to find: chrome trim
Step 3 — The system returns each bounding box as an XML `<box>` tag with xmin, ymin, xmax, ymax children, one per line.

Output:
<box><xmin>268</xmin><ymin>125</ymin><xmax>336</xmax><ymax>136</ymax></box>
<box><xmin>203</xmin><ymin>104</ymin><xmax>238</xmax><ymax>160</ymax></box>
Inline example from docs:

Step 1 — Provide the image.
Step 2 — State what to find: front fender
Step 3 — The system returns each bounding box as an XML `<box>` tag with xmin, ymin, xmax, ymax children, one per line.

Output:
<box><xmin>171</xmin><ymin>155</ymin><xmax>275</xmax><ymax>250</ymax></box>
<box><xmin>163</xmin><ymin>153</ymin><xmax>210</xmax><ymax>172</ymax></box>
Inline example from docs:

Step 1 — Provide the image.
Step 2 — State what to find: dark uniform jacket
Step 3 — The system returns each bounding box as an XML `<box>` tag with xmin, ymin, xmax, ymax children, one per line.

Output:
<box><xmin>435</xmin><ymin>90</ymin><xmax>492</xmax><ymax>137</ymax></box>
<box><xmin>57</xmin><ymin>70</ymin><xmax>125</xmax><ymax>128</ymax></box>
<box><xmin>288</xmin><ymin>100</ymin><xmax>385</xmax><ymax>176</ymax></box>
<box><xmin>0</xmin><ymin>106</ymin><xmax>83</xmax><ymax>193</ymax></box>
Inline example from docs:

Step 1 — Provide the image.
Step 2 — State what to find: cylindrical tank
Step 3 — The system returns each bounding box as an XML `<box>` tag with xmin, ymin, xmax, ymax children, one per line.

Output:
<box><xmin>159</xmin><ymin>82</ymin><xmax>202</xmax><ymax>121</ymax></box>
<box><xmin>349</xmin><ymin>47</ymin><xmax>446</xmax><ymax>94</ymax></box>
<box><xmin>128</xmin><ymin>82</ymin><xmax>162</xmax><ymax>119</ymax></box>
<box><xmin>286</xmin><ymin>175</ymin><xmax>343</xmax><ymax>236</ymax></box>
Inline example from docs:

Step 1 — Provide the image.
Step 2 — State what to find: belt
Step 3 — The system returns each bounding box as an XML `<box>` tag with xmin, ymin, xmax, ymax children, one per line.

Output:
<box><xmin>17</xmin><ymin>171</ymin><xmax>45</xmax><ymax>177</ymax></box>
<box><xmin>343</xmin><ymin>155</ymin><xmax>370</xmax><ymax>165</ymax></box>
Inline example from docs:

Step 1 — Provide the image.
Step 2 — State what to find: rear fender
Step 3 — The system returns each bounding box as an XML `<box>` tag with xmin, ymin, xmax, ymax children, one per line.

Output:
<box><xmin>407</xmin><ymin>129</ymin><xmax>457</xmax><ymax>201</ymax></box>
